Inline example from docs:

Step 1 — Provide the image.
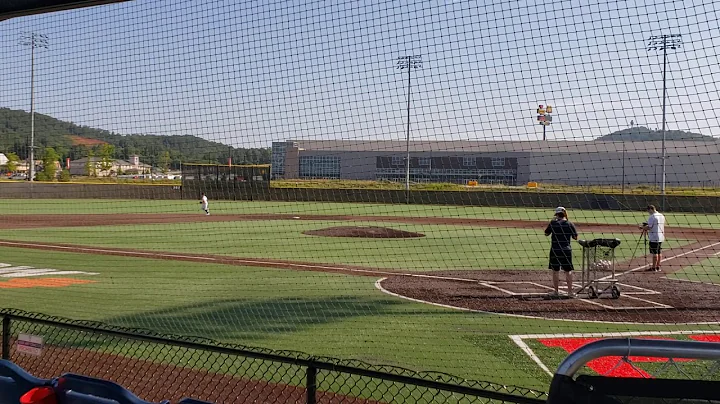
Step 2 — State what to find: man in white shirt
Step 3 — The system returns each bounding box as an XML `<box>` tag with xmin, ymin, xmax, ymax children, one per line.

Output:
<box><xmin>640</xmin><ymin>205</ymin><xmax>665</xmax><ymax>272</ymax></box>
<box><xmin>200</xmin><ymin>193</ymin><xmax>209</xmax><ymax>215</ymax></box>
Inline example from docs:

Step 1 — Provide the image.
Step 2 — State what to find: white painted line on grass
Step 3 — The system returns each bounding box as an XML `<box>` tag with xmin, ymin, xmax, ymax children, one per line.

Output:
<box><xmin>509</xmin><ymin>335</ymin><xmax>555</xmax><ymax>377</ymax></box>
<box><xmin>509</xmin><ymin>330</ymin><xmax>720</xmax><ymax>377</ymax></box>
<box><xmin>600</xmin><ymin>241</ymin><xmax>720</xmax><ymax>281</ymax></box>
<box><xmin>512</xmin><ymin>329</ymin><xmax>720</xmax><ymax>340</ymax></box>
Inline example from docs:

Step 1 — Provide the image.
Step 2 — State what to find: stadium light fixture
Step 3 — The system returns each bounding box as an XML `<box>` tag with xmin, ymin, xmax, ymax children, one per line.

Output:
<box><xmin>20</xmin><ymin>32</ymin><xmax>49</xmax><ymax>182</ymax></box>
<box><xmin>647</xmin><ymin>34</ymin><xmax>682</xmax><ymax>211</ymax></box>
<box><xmin>536</xmin><ymin>104</ymin><xmax>553</xmax><ymax>141</ymax></box>
<box><xmin>396</xmin><ymin>55</ymin><xmax>422</xmax><ymax>200</ymax></box>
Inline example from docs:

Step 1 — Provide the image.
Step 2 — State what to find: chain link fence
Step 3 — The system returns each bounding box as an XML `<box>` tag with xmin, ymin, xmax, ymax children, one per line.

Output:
<box><xmin>0</xmin><ymin>309</ymin><xmax>546</xmax><ymax>404</ymax></box>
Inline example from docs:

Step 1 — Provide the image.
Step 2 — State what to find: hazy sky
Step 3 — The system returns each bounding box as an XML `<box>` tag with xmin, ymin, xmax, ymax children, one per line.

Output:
<box><xmin>1</xmin><ymin>0</ymin><xmax>718</xmax><ymax>147</ymax></box>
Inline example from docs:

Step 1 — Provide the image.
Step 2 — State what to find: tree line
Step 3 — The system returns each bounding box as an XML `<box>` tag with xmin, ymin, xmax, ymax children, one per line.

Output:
<box><xmin>0</xmin><ymin>108</ymin><xmax>271</xmax><ymax>169</ymax></box>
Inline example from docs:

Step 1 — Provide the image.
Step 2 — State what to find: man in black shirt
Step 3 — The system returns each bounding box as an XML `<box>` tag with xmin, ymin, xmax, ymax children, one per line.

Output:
<box><xmin>545</xmin><ymin>207</ymin><xmax>578</xmax><ymax>297</ymax></box>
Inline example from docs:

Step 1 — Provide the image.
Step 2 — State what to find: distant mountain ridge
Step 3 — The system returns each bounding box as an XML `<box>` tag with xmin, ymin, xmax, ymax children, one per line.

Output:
<box><xmin>598</xmin><ymin>126</ymin><xmax>715</xmax><ymax>141</ymax></box>
<box><xmin>0</xmin><ymin>107</ymin><xmax>270</xmax><ymax>166</ymax></box>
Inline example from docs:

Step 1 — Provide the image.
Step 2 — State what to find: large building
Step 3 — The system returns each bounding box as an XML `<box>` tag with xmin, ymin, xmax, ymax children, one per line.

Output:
<box><xmin>271</xmin><ymin>140</ymin><xmax>720</xmax><ymax>187</ymax></box>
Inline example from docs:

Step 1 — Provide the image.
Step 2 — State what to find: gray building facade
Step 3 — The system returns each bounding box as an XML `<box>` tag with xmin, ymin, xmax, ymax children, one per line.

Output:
<box><xmin>271</xmin><ymin>140</ymin><xmax>720</xmax><ymax>187</ymax></box>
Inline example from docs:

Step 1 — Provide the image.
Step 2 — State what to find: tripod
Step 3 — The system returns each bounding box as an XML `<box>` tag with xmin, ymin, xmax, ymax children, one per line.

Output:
<box><xmin>629</xmin><ymin>228</ymin><xmax>649</xmax><ymax>270</ymax></box>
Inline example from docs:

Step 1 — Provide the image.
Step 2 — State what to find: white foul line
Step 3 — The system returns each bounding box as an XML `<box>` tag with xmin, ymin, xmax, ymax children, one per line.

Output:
<box><xmin>599</xmin><ymin>240</ymin><xmax>720</xmax><ymax>281</ymax></box>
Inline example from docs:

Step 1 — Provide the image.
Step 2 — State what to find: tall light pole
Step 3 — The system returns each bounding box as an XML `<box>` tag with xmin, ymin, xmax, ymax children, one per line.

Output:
<box><xmin>536</xmin><ymin>104</ymin><xmax>553</xmax><ymax>140</ymax></box>
<box><xmin>648</xmin><ymin>34</ymin><xmax>681</xmax><ymax>211</ymax></box>
<box><xmin>20</xmin><ymin>32</ymin><xmax>49</xmax><ymax>182</ymax></box>
<box><xmin>396</xmin><ymin>55</ymin><xmax>422</xmax><ymax>201</ymax></box>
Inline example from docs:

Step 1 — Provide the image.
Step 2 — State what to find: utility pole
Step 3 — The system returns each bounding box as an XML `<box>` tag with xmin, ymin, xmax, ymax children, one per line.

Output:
<box><xmin>396</xmin><ymin>55</ymin><xmax>422</xmax><ymax>202</ymax></box>
<box><xmin>648</xmin><ymin>34</ymin><xmax>682</xmax><ymax>211</ymax></box>
<box><xmin>20</xmin><ymin>33</ymin><xmax>49</xmax><ymax>182</ymax></box>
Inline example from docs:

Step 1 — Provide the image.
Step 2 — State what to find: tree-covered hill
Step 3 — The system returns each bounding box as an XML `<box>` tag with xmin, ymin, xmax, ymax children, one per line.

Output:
<box><xmin>0</xmin><ymin>108</ymin><xmax>270</xmax><ymax>167</ymax></box>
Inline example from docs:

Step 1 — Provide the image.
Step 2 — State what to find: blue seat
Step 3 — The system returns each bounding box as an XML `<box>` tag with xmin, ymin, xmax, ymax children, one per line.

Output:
<box><xmin>0</xmin><ymin>359</ymin><xmax>51</xmax><ymax>404</ymax></box>
<box><xmin>54</xmin><ymin>374</ymin><xmax>168</xmax><ymax>404</ymax></box>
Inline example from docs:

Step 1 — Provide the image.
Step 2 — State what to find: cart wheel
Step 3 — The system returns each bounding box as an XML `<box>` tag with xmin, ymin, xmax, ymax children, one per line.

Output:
<box><xmin>611</xmin><ymin>285</ymin><xmax>621</xmax><ymax>299</ymax></box>
<box><xmin>588</xmin><ymin>286</ymin><xmax>598</xmax><ymax>299</ymax></box>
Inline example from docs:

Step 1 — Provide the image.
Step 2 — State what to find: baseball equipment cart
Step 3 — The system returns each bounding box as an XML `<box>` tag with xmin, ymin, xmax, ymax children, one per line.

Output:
<box><xmin>576</xmin><ymin>238</ymin><xmax>622</xmax><ymax>299</ymax></box>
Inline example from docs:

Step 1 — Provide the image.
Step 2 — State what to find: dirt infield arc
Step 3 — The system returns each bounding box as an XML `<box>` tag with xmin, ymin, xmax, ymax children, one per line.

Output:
<box><xmin>3</xmin><ymin>213</ymin><xmax>720</xmax><ymax>324</ymax></box>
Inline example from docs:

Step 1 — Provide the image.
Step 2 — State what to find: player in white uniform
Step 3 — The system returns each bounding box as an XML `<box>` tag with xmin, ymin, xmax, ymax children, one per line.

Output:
<box><xmin>200</xmin><ymin>193</ymin><xmax>209</xmax><ymax>215</ymax></box>
<box><xmin>641</xmin><ymin>204</ymin><xmax>665</xmax><ymax>272</ymax></box>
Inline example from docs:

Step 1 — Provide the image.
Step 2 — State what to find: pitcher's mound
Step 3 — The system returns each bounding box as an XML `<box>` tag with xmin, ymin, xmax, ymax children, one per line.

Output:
<box><xmin>303</xmin><ymin>226</ymin><xmax>425</xmax><ymax>238</ymax></box>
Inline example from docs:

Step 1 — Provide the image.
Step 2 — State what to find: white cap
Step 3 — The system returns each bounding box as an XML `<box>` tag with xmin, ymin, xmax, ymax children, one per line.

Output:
<box><xmin>555</xmin><ymin>206</ymin><xmax>566</xmax><ymax>214</ymax></box>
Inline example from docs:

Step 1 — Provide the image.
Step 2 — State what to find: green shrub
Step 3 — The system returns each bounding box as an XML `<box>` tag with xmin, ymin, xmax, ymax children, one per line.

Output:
<box><xmin>58</xmin><ymin>169</ymin><xmax>71</xmax><ymax>182</ymax></box>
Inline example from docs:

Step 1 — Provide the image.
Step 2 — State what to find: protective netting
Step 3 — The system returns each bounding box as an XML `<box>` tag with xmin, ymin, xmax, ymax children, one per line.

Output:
<box><xmin>2</xmin><ymin>0</ymin><xmax>720</xmax><ymax>398</ymax></box>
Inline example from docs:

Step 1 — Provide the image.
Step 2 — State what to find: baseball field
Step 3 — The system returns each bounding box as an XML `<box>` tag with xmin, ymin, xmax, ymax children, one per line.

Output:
<box><xmin>2</xmin><ymin>198</ymin><xmax>720</xmax><ymax>391</ymax></box>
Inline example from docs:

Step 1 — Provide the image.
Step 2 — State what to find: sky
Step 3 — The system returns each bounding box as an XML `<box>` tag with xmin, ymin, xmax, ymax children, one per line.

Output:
<box><xmin>1</xmin><ymin>0</ymin><xmax>719</xmax><ymax>147</ymax></box>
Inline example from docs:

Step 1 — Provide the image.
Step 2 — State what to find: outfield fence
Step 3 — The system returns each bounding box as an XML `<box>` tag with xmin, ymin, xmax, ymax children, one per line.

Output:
<box><xmin>0</xmin><ymin>309</ymin><xmax>546</xmax><ymax>404</ymax></box>
<box><xmin>5</xmin><ymin>181</ymin><xmax>720</xmax><ymax>213</ymax></box>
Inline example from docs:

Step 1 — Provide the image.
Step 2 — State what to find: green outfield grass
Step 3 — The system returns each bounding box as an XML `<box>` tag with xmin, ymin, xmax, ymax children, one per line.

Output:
<box><xmin>668</xmin><ymin>257</ymin><xmax>720</xmax><ymax>284</ymax></box>
<box><xmin>1</xmin><ymin>220</ymin><xmax>694</xmax><ymax>271</ymax></box>
<box><xmin>1</xmin><ymin>246</ymin><xmax>712</xmax><ymax>391</ymax></box>
<box><xmin>3</xmin><ymin>199</ymin><xmax>720</xmax><ymax>229</ymax></box>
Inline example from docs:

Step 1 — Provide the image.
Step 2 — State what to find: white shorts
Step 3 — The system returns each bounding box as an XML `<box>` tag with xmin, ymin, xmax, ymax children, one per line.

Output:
<box><xmin>201</xmin><ymin>203</ymin><xmax>208</xmax><ymax>210</ymax></box>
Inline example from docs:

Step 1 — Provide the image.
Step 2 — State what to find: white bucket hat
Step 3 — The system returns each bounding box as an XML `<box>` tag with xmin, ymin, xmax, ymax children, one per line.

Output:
<box><xmin>555</xmin><ymin>206</ymin><xmax>566</xmax><ymax>214</ymax></box>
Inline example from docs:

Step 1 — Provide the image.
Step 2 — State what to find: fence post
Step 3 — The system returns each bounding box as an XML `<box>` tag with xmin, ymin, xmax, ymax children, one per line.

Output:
<box><xmin>306</xmin><ymin>366</ymin><xmax>317</xmax><ymax>404</ymax></box>
<box><xmin>2</xmin><ymin>316</ymin><xmax>10</xmax><ymax>360</ymax></box>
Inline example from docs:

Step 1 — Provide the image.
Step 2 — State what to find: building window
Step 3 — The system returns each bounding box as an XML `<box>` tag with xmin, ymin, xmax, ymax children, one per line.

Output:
<box><xmin>392</xmin><ymin>156</ymin><xmax>404</xmax><ymax>166</ymax></box>
<box><xmin>463</xmin><ymin>157</ymin><xmax>476</xmax><ymax>167</ymax></box>
<box><xmin>491</xmin><ymin>157</ymin><xmax>506</xmax><ymax>167</ymax></box>
<box><xmin>299</xmin><ymin>155</ymin><xmax>341</xmax><ymax>179</ymax></box>
<box><xmin>418</xmin><ymin>157</ymin><xmax>431</xmax><ymax>167</ymax></box>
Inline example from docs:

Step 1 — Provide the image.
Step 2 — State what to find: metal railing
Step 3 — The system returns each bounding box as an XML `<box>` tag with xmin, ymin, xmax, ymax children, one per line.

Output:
<box><xmin>547</xmin><ymin>338</ymin><xmax>720</xmax><ymax>404</ymax></box>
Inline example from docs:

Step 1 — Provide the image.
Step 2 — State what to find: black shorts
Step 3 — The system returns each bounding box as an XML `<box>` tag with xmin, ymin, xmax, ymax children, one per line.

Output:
<box><xmin>649</xmin><ymin>242</ymin><xmax>662</xmax><ymax>255</ymax></box>
<box><xmin>549</xmin><ymin>250</ymin><xmax>574</xmax><ymax>272</ymax></box>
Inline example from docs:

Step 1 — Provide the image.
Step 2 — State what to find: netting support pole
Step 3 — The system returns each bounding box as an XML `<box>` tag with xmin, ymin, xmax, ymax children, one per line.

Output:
<box><xmin>660</xmin><ymin>38</ymin><xmax>667</xmax><ymax>211</ymax></box>
<box><xmin>2</xmin><ymin>316</ymin><xmax>10</xmax><ymax>360</ymax></box>
<box><xmin>405</xmin><ymin>56</ymin><xmax>412</xmax><ymax>203</ymax></box>
<box><xmin>306</xmin><ymin>366</ymin><xmax>317</xmax><ymax>404</ymax></box>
